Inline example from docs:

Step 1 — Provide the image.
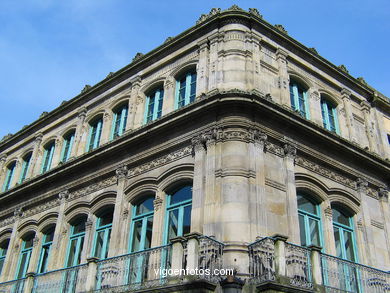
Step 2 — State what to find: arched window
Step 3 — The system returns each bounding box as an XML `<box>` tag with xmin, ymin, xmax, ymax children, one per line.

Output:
<box><xmin>129</xmin><ymin>196</ymin><xmax>154</xmax><ymax>252</ymax></box>
<box><xmin>289</xmin><ymin>80</ymin><xmax>309</xmax><ymax>119</ymax></box>
<box><xmin>16</xmin><ymin>233</ymin><xmax>35</xmax><ymax>279</ymax></box>
<box><xmin>61</xmin><ymin>131</ymin><xmax>75</xmax><ymax>163</ymax></box>
<box><xmin>297</xmin><ymin>194</ymin><xmax>323</xmax><ymax>248</ymax></box>
<box><xmin>41</xmin><ymin>141</ymin><xmax>55</xmax><ymax>174</ymax></box>
<box><xmin>145</xmin><ymin>87</ymin><xmax>164</xmax><ymax>123</ymax></box>
<box><xmin>175</xmin><ymin>71</ymin><xmax>196</xmax><ymax>109</ymax></box>
<box><xmin>37</xmin><ymin>227</ymin><xmax>55</xmax><ymax>273</ymax></box>
<box><xmin>0</xmin><ymin>239</ymin><xmax>9</xmax><ymax>276</ymax></box>
<box><xmin>87</xmin><ymin>117</ymin><xmax>103</xmax><ymax>152</ymax></box>
<box><xmin>19</xmin><ymin>153</ymin><xmax>32</xmax><ymax>183</ymax></box>
<box><xmin>2</xmin><ymin>161</ymin><xmax>16</xmax><ymax>192</ymax></box>
<box><xmin>321</xmin><ymin>97</ymin><xmax>339</xmax><ymax>134</ymax></box>
<box><xmin>332</xmin><ymin>207</ymin><xmax>357</xmax><ymax>262</ymax></box>
<box><xmin>93</xmin><ymin>209</ymin><xmax>113</xmax><ymax>259</ymax></box>
<box><xmin>164</xmin><ymin>185</ymin><xmax>192</xmax><ymax>244</ymax></box>
<box><xmin>111</xmin><ymin>104</ymin><xmax>128</xmax><ymax>139</ymax></box>
<box><xmin>66</xmin><ymin>217</ymin><xmax>87</xmax><ymax>267</ymax></box>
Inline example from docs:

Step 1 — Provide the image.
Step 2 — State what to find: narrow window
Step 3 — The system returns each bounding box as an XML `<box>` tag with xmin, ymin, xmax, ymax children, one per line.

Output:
<box><xmin>289</xmin><ymin>80</ymin><xmax>309</xmax><ymax>119</ymax></box>
<box><xmin>0</xmin><ymin>239</ymin><xmax>9</xmax><ymax>276</ymax></box>
<box><xmin>93</xmin><ymin>210</ymin><xmax>113</xmax><ymax>259</ymax></box>
<box><xmin>87</xmin><ymin>117</ymin><xmax>103</xmax><ymax>152</ymax></box>
<box><xmin>297</xmin><ymin>194</ymin><xmax>323</xmax><ymax>248</ymax></box>
<box><xmin>16</xmin><ymin>233</ymin><xmax>35</xmax><ymax>279</ymax></box>
<box><xmin>164</xmin><ymin>185</ymin><xmax>192</xmax><ymax>244</ymax></box>
<box><xmin>41</xmin><ymin>141</ymin><xmax>55</xmax><ymax>174</ymax></box>
<box><xmin>2</xmin><ymin>162</ymin><xmax>16</xmax><ymax>192</ymax></box>
<box><xmin>66</xmin><ymin>217</ymin><xmax>86</xmax><ymax>267</ymax></box>
<box><xmin>19</xmin><ymin>153</ymin><xmax>32</xmax><ymax>183</ymax></box>
<box><xmin>321</xmin><ymin>98</ymin><xmax>339</xmax><ymax>134</ymax></box>
<box><xmin>145</xmin><ymin>88</ymin><xmax>164</xmax><ymax>123</ymax></box>
<box><xmin>61</xmin><ymin>131</ymin><xmax>75</xmax><ymax>163</ymax></box>
<box><xmin>111</xmin><ymin>104</ymin><xmax>128</xmax><ymax>139</ymax></box>
<box><xmin>37</xmin><ymin>227</ymin><xmax>55</xmax><ymax>273</ymax></box>
<box><xmin>175</xmin><ymin>71</ymin><xmax>197</xmax><ymax>109</ymax></box>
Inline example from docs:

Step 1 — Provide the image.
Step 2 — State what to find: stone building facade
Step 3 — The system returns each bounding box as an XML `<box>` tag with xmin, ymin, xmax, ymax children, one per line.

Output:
<box><xmin>0</xmin><ymin>6</ymin><xmax>389</xmax><ymax>293</ymax></box>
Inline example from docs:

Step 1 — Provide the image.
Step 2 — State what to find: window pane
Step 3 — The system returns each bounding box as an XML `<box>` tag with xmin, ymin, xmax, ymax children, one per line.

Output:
<box><xmin>298</xmin><ymin>214</ymin><xmax>307</xmax><ymax>246</ymax></box>
<box><xmin>167</xmin><ymin>209</ymin><xmax>179</xmax><ymax>241</ymax></box>
<box><xmin>131</xmin><ymin>220</ymin><xmax>143</xmax><ymax>252</ymax></box>
<box><xmin>182</xmin><ymin>205</ymin><xmax>191</xmax><ymax>235</ymax></box>
<box><xmin>94</xmin><ymin>231</ymin><xmax>105</xmax><ymax>258</ymax></box>
<box><xmin>136</xmin><ymin>197</ymin><xmax>154</xmax><ymax>215</ymax></box>
<box><xmin>170</xmin><ymin>186</ymin><xmax>192</xmax><ymax>205</ymax></box>
<box><xmin>343</xmin><ymin>230</ymin><xmax>355</xmax><ymax>262</ymax></box>
<box><xmin>0</xmin><ymin>259</ymin><xmax>4</xmax><ymax>275</ymax></box>
<box><xmin>17</xmin><ymin>253</ymin><xmax>28</xmax><ymax>278</ymax></box>
<box><xmin>103</xmin><ymin>229</ymin><xmax>111</xmax><ymax>259</ymax></box>
<box><xmin>99</xmin><ymin>212</ymin><xmax>113</xmax><ymax>227</ymax></box>
<box><xmin>332</xmin><ymin>209</ymin><xmax>350</xmax><ymax>226</ymax></box>
<box><xmin>24</xmin><ymin>237</ymin><xmax>34</xmax><ymax>249</ymax></box>
<box><xmin>38</xmin><ymin>246</ymin><xmax>50</xmax><ymax>273</ymax></box>
<box><xmin>73</xmin><ymin>221</ymin><xmax>86</xmax><ymax>234</ymax></box>
<box><xmin>297</xmin><ymin>194</ymin><xmax>317</xmax><ymax>214</ymax></box>
<box><xmin>309</xmin><ymin>218</ymin><xmax>320</xmax><ymax>246</ymax></box>
<box><xmin>67</xmin><ymin>239</ymin><xmax>77</xmax><ymax>267</ymax></box>
<box><xmin>334</xmin><ymin>228</ymin><xmax>342</xmax><ymax>259</ymax></box>
<box><xmin>144</xmin><ymin>217</ymin><xmax>153</xmax><ymax>250</ymax></box>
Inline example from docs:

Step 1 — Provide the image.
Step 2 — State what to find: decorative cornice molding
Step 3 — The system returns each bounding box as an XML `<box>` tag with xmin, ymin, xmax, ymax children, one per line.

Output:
<box><xmin>265</xmin><ymin>142</ymin><xmax>284</xmax><ymax>157</ymax></box>
<box><xmin>68</xmin><ymin>176</ymin><xmax>117</xmax><ymax>201</ymax></box>
<box><xmin>215</xmin><ymin>168</ymin><xmax>256</xmax><ymax>179</ymax></box>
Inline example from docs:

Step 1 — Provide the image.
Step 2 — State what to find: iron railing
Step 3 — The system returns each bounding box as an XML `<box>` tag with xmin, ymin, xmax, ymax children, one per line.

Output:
<box><xmin>285</xmin><ymin>242</ymin><xmax>312</xmax><ymax>289</ymax></box>
<box><xmin>0</xmin><ymin>278</ymin><xmax>25</xmax><ymax>293</ymax></box>
<box><xmin>248</xmin><ymin>237</ymin><xmax>275</xmax><ymax>283</ymax></box>
<box><xmin>197</xmin><ymin>235</ymin><xmax>224</xmax><ymax>282</ymax></box>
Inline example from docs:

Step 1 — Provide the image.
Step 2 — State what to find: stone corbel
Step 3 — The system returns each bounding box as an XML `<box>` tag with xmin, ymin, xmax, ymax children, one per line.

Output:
<box><xmin>14</xmin><ymin>207</ymin><xmax>23</xmax><ymax>219</ymax></box>
<box><xmin>115</xmin><ymin>164</ymin><xmax>128</xmax><ymax>180</ymax></box>
<box><xmin>58</xmin><ymin>189</ymin><xmax>69</xmax><ymax>202</ymax></box>
<box><xmin>356</xmin><ymin>178</ymin><xmax>368</xmax><ymax>193</ymax></box>
<box><xmin>360</xmin><ymin>100</ymin><xmax>371</xmax><ymax>113</ymax></box>
<box><xmin>283</xmin><ymin>143</ymin><xmax>297</xmax><ymax>159</ymax></box>
<box><xmin>153</xmin><ymin>196</ymin><xmax>163</xmax><ymax>212</ymax></box>
<box><xmin>378</xmin><ymin>188</ymin><xmax>389</xmax><ymax>202</ymax></box>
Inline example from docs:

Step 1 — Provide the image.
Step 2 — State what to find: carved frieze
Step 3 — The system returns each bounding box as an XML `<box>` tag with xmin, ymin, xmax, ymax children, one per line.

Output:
<box><xmin>283</xmin><ymin>144</ymin><xmax>297</xmax><ymax>159</ymax></box>
<box><xmin>324</xmin><ymin>207</ymin><xmax>333</xmax><ymax>220</ymax></box>
<box><xmin>265</xmin><ymin>142</ymin><xmax>284</xmax><ymax>157</ymax></box>
<box><xmin>154</xmin><ymin>196</ymin><xmax>163</xmax><ymax>211</ymax></box>
<box><xmin>68</xmin><ymin>176</ymin><xmax>117</xmax><ymax>201</ymax></box>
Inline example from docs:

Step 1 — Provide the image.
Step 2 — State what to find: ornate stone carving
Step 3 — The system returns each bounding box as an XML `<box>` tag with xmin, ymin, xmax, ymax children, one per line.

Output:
<box><xmin>122</xmin><ymin>209</ymin><xmax>129</xmax><ymax>220</ymax></box>
<box><xmin>164</xmin><ymin>37</ymin><xmax>173</xmax><ymax>43</ymax></box>
<box><xmin>0</xmin><ymin>133</ymin><xmax>13</xmax><ymax>142</ymax></box>
<box><xmin>33</xmin><ymin>236</ymin><xmax>40</xmax><ymax>247</ymax></box>
<box><xmin>378</xmin><ymin>188</ymin><xmax>389</xmax><ymax>201</ymax></box>
<box><xmin>310</xmin><ymin>91</ymin><xmax>320</xmax><ymax>101</ymax></box>
<box><xmin>14</xmin><ymin>207</ymin><xmax>23</xmax><ymax>218</ymax></box>
<box><xmin>191</xmin><ymin>135</ymin><xmax>205</xmax><ymax>155</ymax></box>
<box><xmin>340</xmin><ymin>88</ymin><xmax>351</xmax><ymax>98</ymax></box>
<box><xmin>265</xmin><ymin>142</ymin><xmax>284</xmax><ymax>157</ymax></box>
<box><xmin>106</xmin><ymin>72</ymin><xmax>114</xmax><ymax>79</ymax></box>
<box><xmin>39</xmin><ymin>111</ymin><xmax>48</xmax><ymax>118</ymax></box>
<box><xmin>196</xmin><ymin>8</ymin><xmax>221</xmax><ymax>25</ymax></box>
<box><xmin>85</xmin><ymin>218</ymin><xmax>93</xmax><ymax>230</ymax></box>
<box><xmin>356</xmin><ymin>178</ymin><xmax>368</xmax><ymax>193</ymax></box>
<box><xmin>81</xmin><ymin>85</ymin><xmax>91</xmax><ymax>94</ymax></box>
<box><xmin>309</xmin><ymin>47</ymin><xmax>318</xmax><ymax>54</ymax></box>
<box><xmin>227</xmin><ymin>5</ymin><xmax>243</xmax><ymax>11</ymax></box>
<box><xmin>338</xmin><ymin>65</ymin><xmax>349</xmax><ymax>74</ymax></box>
<box><xmin>283</xmin><ymin>144</ymin><xmax>297</xmax><ymax>159</ymax></box>
<box><xmin>274</xmin><ymin>24</ymin><xmax>288</xmax><ymax>35</ymax></box>
<box><xmin>59</xmin><ymin>190</ymin><xmax>69</xmax><ymax>201</ymax></box>
<box><xmin>324</xmin><ymin>207</ymin><xmax>333</xmax><ymax>220</ymax></box>
<box><xmin>22</xmin><ymin>199</ymin><xmax>59</xmax><ymax>219</ymax></box>
<box><xmin>78</xmin><ymin>107</ymin><xmax>87</xmax><ymax>119</ymax></box>
<box><xmin>68</xmin><ymin>176</ymin><xmax>117</xmax><ymax>201</ymax></box>
<box><xmin>295</xmin><ymin>156</ymin><xmax>356</xmax><ymax>189</ymax></box>
<box><xmin>248</xmin><ymin>8</ymin><xmax>262</xmax><ymax>18</ymax></box>
<box><xmin>34</xmin><ymin>133</ymin><xmax>43</xmax><ymax>144</ymax></box>
<box><xmin>153</xmin><ymin>196</ymin><xmax>163</xmax><ymax>211</ymax></box>
<box><xmin>116</xmin><ymin>165</ymin><xmax>128</xmax><ymax>180</ymax></box>
<box><xmin>250</xmin><ymin>128</ymin><xmax>267</xmax><ymax>148</ymax></box>
<box><xmin>132</xmin><ymin>52</ymin><xmax>144</xmax><ymax>62</ymax></box>
<box><xmin>128</xmin><ymin>146</ymin><xmax>192</xmax><ymax>178</ymax></box>
<box><xmin>357</xmin><ymin>219</ymin><xmax>363</xmax><ymax>231</ymax></box>
<box><xmin>0</xmin><ymin>154</ymin><xmax>7</xmax><ymax>164</ymax></box>
<box><xmin>357</xmin><ymin>77</ymin><xmax>367</xmax><ymax>85</ymax></box>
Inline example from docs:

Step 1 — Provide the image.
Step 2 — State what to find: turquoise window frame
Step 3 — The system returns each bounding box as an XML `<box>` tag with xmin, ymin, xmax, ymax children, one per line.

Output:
<box><xmin>0</xmin><ymin>240</ymin><xmax>9</xmax><ymax>276</ymax></box>
<box><xmin>110</xmin><ymin>105</ymin><xmax>128</xmax><ymax>140</ymax></box>
<box><xmin>163</xmin><ymin>186</ymin><xmax>192</xmax><ymax>245</ymax></box>
<box><xmin>19</xmin><ymin>154</ymin><xmax>32</xmax><ymax>184</ymax></box>
<box><xmin>37</xmin><ymin>228</ymin><xmax>54</xmax><ymax>274</ymax></box>
<box><xmin>60</xmin><ymin>131</ymin><xmax>75</xmax><ymax>163</ymax></box>
<box><xmin>297</xmin><ymin>194</ymin><xmax>324</xmax><ymax>250</ymax></box>
<box><xmin>41</xmin><ymin>142</ymin><xmax>55</xmax><ymax>174</ymax></box>
<box><xmin>2</xmin><ymin>162</ymin><xmax>16</xmax><ymax>192</ymax></box>
<box><xmin>144</xmin><ymin>88</ymin><xmax>164</xmax><ymax>124</ymax></box>
<box><xmin>289</xmin><ymin>81</ymin><xmax>310</xmax><ymax>119</ymax></box>
<box><xmin>92</xmin><ymin>213</ymin><xmax>113</xmax><ymax>260</ymax></box>
<box><xmin>65</xmin><ymin>221</ymin><xmax>86</xmax><ymax>267</ymax></box>
<box><xmin>15</xmin><ymin>235</ymin><xmax>34</xmax><ymax>279</ymax></box>
<box><xmin>174</xmin><ymin>71</ymin><xmax>197</xmax><ymax>109</ymax></box>
<box><xmin>321</xmin><ymin>98</ymin><xmax>340</xmax><ymax>134</ymax></box>
<box><xmin>86</xmin><ymin>118</ymin><xmax>103</xmax><ymax>152</ymax></box>
<box><xmin>332</xmin><ymin>212</ymin><xmax>358</xmax><ymax>262</ymax></box>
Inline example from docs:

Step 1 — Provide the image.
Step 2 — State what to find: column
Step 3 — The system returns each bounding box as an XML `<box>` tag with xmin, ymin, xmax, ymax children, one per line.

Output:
<box><xmin>190</xmin><ymin>134</ymin><xmax>206</xmax><ymax>234</ymax></box>
<box><xmin>207</xmin><ymin>33</ymin><xmax>220</xmax><ymax>91</ymax></box>
<box><xmin>309</xmin><ymin>90</ymin><xmax>323</xmax><ymax>126</ymax></box>
<box><xmin>51</xmin><ymin>138</ymin><xmax>62</xmax><ymax>168</ymax></box>
<box><xmin>196</xmin><ymin>39</ymin><xmax>209</xmax><ymax>97</ymax></box>
<box><xmin>378</xmin><ymin>188</ymin><xmax>390</xmax><ymax>268</ymax></box>
<box><xmin>101</xmin><ymin>111</ymin><xmax>112</xmax><ymax>144</ymax></box>
<box><xmin>341</xmin><ymin>89</ymin><xmax>355</xmax><ymax>142</ymax></box>
<box><xmin>25</xmin><ymin>235</ymin><xmax>41</xmax><ymax>275</ymax></box>
<box><xmin>0</xmin><ymin>208</ymin><xmax>23</xmax><ymax>282</ymax></box>
<box><xmin>356</xmin><ymin>178</ymin><xmax>374</xmax><ymax>266</ymax></box>
<box><xmin>249</xmin><ymin>33</ymin><xmax>262</xmax><ymax>93</ymax></box>
<box><xmin>283</xmin><ymin>143</ymin><xmax>300</xmax><ymax>244</ymax></box>
<box><xmin>73</xmin><ymin>107</ymin><xmax>87</xmax><ymax>157</ymax></box>
<box><xmin>0</xmin><ymin>154</ymin><xmax>7</xmax><ymax>186</ymax></box>
<box><xmin>161</xmin><ymin>78</ymin><xmax>174</xmax><ymax>117</ymax></box>
<box><xmin>150</xmin><ymin>190</ymin><xmax>165</xmax><ymax>247</ymax></box>
<box><xmin>81</xmin><ymin>214</ymin><xmax>95</xmax><ymax>263</ymax></box>
<box><xmin>29</xmin><ymin>133</ymin><xmax>43</xmax><ymax>178</ymax></box>
<box><xmin>47</xmin><ymin>190</ymin><xmax>69</xmax><ymax>270</ymax></box>
<box><xmin>129</xmin><ymin>78</ymin><xmax>144</xmax><ymax>129</ymax></box>
<box><xmin>322</xmin><ymin>204</ymin><xmax>336</xmax><ymax>255</ymax></box>
<box><xmin>360</xmin><ymin>101</ymin><xmax>376</xmax><ymax>153</ymax></box>
<box><xmin>108</xmin><ymin>165</ymin><xmax>128</xmax><ymax>257</ymax></box>
<box><xmin>276</xmin><ymin>48</ymin><xmax>290</xmax><ymax>106</ymax></box>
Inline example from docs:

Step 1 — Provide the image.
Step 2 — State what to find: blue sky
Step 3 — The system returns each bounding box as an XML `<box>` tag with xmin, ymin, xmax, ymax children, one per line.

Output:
<box><xmin>0</xmin><ymin>0</ymin><xmax>389</xmax><ymax>140</ymax></box>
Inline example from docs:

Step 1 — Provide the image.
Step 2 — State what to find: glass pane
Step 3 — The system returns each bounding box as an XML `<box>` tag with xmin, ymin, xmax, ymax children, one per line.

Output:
<box><xmin>67</xmin><ymin>239</ymin><xmax>77</xmax><ymax>267</ymax></box>
<box><xmin>44</xmin><ymin>229</ymin><xmax>55</xmax><ymax>243</ymax></box>
<box><xmin>76</xmin><ymin>237</ymin><xmax>84</xmax><ymax>265</ymax></box>
<box><xmin>0</xmin><ymin>259</ymin><xmax>4</xmax><ymax>275</ymax></box>
<box><xmin>73</xmin><ymin>221</ymin><xmax>86</xmax><ymax>234</ymax></box>
<box><xmin>332</xmin><ymin>208</ymin><xmax>350</xmax><ymax>226</ymax></box>
<box><xmin>136</xmin><ymin>197</ymin><xmax>154</xmax><ymax>215</ymax></box>
<box><xmin>334</xmin><ymin>228</ymin><xmax>342</xmax><ymax>259</ymax></box>
<box><xmin>182</xmin><ymin>205</ymin><xmax>192</xmax><ymax>235</ymax></box>
<box><xmin>309</xmin><ymin>218</ymin><xmax>320</xmax><ymax>246</ymax></box>
<box><xmin>99</xmin><ymin>212</ymin><xmax>113</xmax><ymax>227</ymax></box>
<box><xmin>131</xmin><ymin>220</ymin><xmax>143</xmax><ymax>252</ymax></box>
<box><xmin>17</xmin><ymin>253</ymin><xmax>28</xmax><ymax>278</ymax></box>
<box><xmin>0</xmin><ymin>240</ymin><xmax>9</xmax><ymax>256</ymax></box>
<box><xmin>297</xmin><ymin>194</ymin><xmax>317</xmax><ymax>214</ymax></box>
<box><xmin>289</xmin><ymin>84</ymin><xmax>295</xmax><ymax>108</ymax></box>
<box><xmin>170</xmin><ymin>186</ymin><xmax>192</xmax><ymax>205</ymax></box>
<box><xmin>343</xmin><ymin>230</ymin><xmax>355</xmax><ymax>261</ymax></box>
<box><xmin>38</xmin><ymin>246</ymin><xmax>50</xmax><ymax>273</ymax></box>
<box><xmin>167</xmin><ymin>209</ymin><xmax>179</xmax><ymax>241</ymax></box>
<box><xmin>298</xmin><ymin>214</ymin><xmax>307</xmax><ymax>246</ymax></box>
<box><xmin>94</xmin><ymin>231</ymin><xmax>105</xmax><ymax>258</ymax></box>
<box><xmin>24</xmin><ymin>237</ymin><xmax>34</xmax><ymax>249</ymax></box>
<box><xmin>104</xmin><ymin>229</ymin><xmax>111</xmax><ymax>259</ymax></box>
<box><xmin>144</xmin><ymin>217</ymin><xmax>153</xmax><ymax>250</ymax></box>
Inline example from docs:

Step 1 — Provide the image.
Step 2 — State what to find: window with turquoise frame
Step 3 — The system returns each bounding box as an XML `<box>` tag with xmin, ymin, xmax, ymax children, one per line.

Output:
<box><xmin>66</xmin><ymin>217</ymin><xmax>86</xmax><ymax>267</ymax></box>
<box><xmin>41</xmin><ymin>141</ymin><xmax>55</xmax><ymax>174</ymax></box>
<box><xmin>129</xmin><ymin>196</ymin><xmax>154</xmax><ymax>253</ymax></box>
<box><xmin>19</xmin><ymin>153</ymin><xmax>32</xmax><ymax>183</ymax></box>
<box><xmin>321</xmin><ymin>97</ymin><xmax>339</xmax><ymax>134</ymax></box>
<box><xmin>93</xmin><ymin>209</ymin><xmax>113</xmax><ymax>259</ymax></box>
<box><xmin>111</xmin><ymin>104</ymin><xmax>128</xmax><ymax>140</ymax></box>
<box><xmin>2</xmin><ymin>161</ymin><xmax>16</xmax><ymax>192</ymax></box>
<box><xmin>61</xmin><ymin>131</ymin><xmax>75</xmax><ymax>163</ymax></box>
<box><xmin>297</xmin><ymin>193</ymin><xmax>323</xmax><ymax>248</ymax></box>
<box><xmin>87</xmin><ymin>117</ymin><xmax>103</xmax><ymax>152</ymax></box>
<box><xmin>289</xmin><ymin>80</ymin><xmax>310</xmax><ymax>119</ymax></box>
<box><xmin>0</xmin><ymin>239</ymin><xmax>9</xmax><ymax>276</ymax></box>
<box><xmin>175</xmin><ymin>71</ymin><xmax>196</xmax><ymax>109</ymax></box>
<box><xmin>163</xmin><ymin>185</ymin><xmax>192</xmax><ymax>244</ymax></box>
<box><xmin>144</xmin><ymin>87</ymin><xmax>164</xmax><ymax>123</ymax></box>
<box><xmin>37</xmin><ymin>227</ymin><xmax>55</xmax><ymax>274</ymax></box>
<box><xmin>15</xmin><ymin>233</ymin><xmax>35</xmax><ymax>279</ymax></box>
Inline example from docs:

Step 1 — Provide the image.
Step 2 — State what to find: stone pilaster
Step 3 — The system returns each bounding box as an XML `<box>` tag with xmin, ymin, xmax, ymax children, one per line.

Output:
<box><xmin>162</xmin><ymin>78</ymin><xmax>174</xmax><ymax>116</ymax></box>
<box><xmin>51</xmin><ymin>138</ymin><xmax>62</xmax><ymax>168</ymax></box>
<box><xmin>0</xmin><ymin>154</ymin><xmax>7</xmax><ymax>185</ymax></box>
<box><xmin>73</xmin><ymin>107</ymin><xmax>87</xmax><ymax>157</ymax></box>
<box><xmin>283</xmin><ymin>143</ymin><xmax>300</xmax><ymax>244</ymax></box>
<box><xmin>150</xmin><ymin>192</ymin><xmax>165</xmax><ymax>247</ymax></box>
<box><xmin>26</xmin><ymin>236</ymin><xmax>41</xmax><ymax>275</ymax></box>
<box><xmin>129</xmin><ymin>77</ymin><xmax>143</xmax><ymax>129</ymax></box>
<box><xmin>276</xmin><ymin>48</ymin><xmax>289</xmax><ymax>106</ymax></box>
<box><xmin>322</xmin><ymin>203</ymin><xmax>336</xmax><ymax>255</ymax></box>
<box><xmin>81</xmin><ymin>215</ymin><xmax>94</xmax><ymax>263</ymax></box>
<box><xmin>360</xmin><ymin>101</ymin><xmax>376</xmax><ymax>153</ymax></box>
<box><xmin>196</xmin><ymin>39</ymin><xmax>209</xmax><ymax>96</ymax></box>
<box><xmin>309</xmin><ymin>90</ymin><xmax>322</xmax><ymax>126</ymax></box>
<box><xmin>29</xmin><ymin>133</ymin><xmax>43</xmax><ymax>177</ymax></box>
<box><xmin>207</xmin><ymin>33</ymin><xmax>222</xmax><ymax>91</ymax></box>
<box><xmin>248</xmin><ymin>33</ymin><xmax>262</xmax><ymax>93</ymax></box>
<box><xmin>101</xmin><ymin>111</ymin><xmax>112</xmax><ymax>144</ymax></box>
<box><xmin>341</xmin><ymin>89</ymin><xmax>355</xmax><ymax>142</ymax></box>
<box><xmin>378</xmin><ymin>188</ymin><xmax>390</xmax><ymax>268</ymax></box>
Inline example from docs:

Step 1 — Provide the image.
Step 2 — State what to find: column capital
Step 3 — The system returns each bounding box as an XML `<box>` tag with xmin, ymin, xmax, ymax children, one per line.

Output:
<box><xmin>360</xmin><ymin>100</ymin><xmax>371</xmax><ymax>113</ymax></box>
<box><xmin>191</xmin><ymin>135</ymin><xmax>205</xmax><ymax>155</ymax></box>
<box><xmin>14</xmin><ymin>207</ymin><xmax>23</xmax><ymax>218</ymax></box>
<box><xmin>115</xmin><ymin>164</ymin><xmax>128</xmax><ymax>180</ymax></box>
<box><xmin>251</xmin><ymin>128</ymin><xmax>267</xmax><ymax>148</ymax></box>
<box><xmin>58</xmin><ymin>189</ymin><xmax>69</xmax><ymax>202</ymax></box>
<box><xmin>276</xmin><ymin>48</ymin><xmax>288</xmax><ymax>60</ymax></box>
<box><xmin>340</xmin><ymin>88</ymin><xmax>351</xmax><ymax>98</ymax></box>
<box><xmin>153</xmin><ymin>196</ymin><xmax>163</xmax><ymax>212</ymax></box>
<box><xmin>324</xmin><ymin>206</ymin><xmax>333</xmax><ymax>220</ymax></box>
<box><xmin>0</xmin><ymin>154</ymin><xmax>7</xmax><ymax>164</ymax></box>
<box><xmin>130</xmin><ymin>76</ymin><xmax>142</xmax><ymax>89</ymax></box>
<box><xmin>356</xmin><ymin>177</ymin><xmax>368</xmax><ymax>193</ymax></box>
<box><xmin>378</xmin><ymin>188</ymin><xmax>389</xmax><ymax>202</ymax></box>
<box><xmin>33</xmin><ymin>236</ymin><xmax>40</xmax><ymax>247</ymax></box>
<box><xmin>34</xmin><ymin>132</ymin><xmax>43</xmax><ymax>144</ymax></box>
<box><xmin>283</xmin><ymin>143</ymin><xmax>297</xmax><ymax>159</ymax></box>
<box><xmin>78</xmin><ymin>107</ymin><xmax>87</xmax><ymax>119</ymax></box>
